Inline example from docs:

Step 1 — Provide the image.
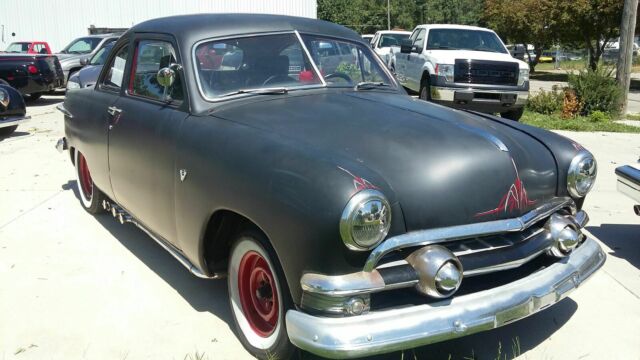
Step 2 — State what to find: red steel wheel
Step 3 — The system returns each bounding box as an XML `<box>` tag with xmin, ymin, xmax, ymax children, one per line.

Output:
<box><xmin>238</xmin><ymin>251</ymin><xmax>279</xmax><ymax>337</ymax></box>
<box><xmin>74</xmin><ymin>150</ymin><xmax>106</xmax><ymax>214</ymax></box>
<box><xmin>77</xmin><ymin>152</ymin><xmax>93</xmax><ymax>201</ymax></box>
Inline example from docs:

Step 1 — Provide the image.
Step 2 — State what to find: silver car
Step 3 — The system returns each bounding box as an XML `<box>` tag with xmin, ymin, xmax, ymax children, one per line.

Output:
<box><xmin>56</xmin><ymin>34</ymin><xmax>120</xmax><ymax>85</ymax></box>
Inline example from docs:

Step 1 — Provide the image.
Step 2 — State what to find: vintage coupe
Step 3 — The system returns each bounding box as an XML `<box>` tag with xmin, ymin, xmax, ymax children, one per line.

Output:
<box><xmin>0</xmin><ymin>81</ymin><xmax>29</xmax><ymax>136</ymax></box>
<box><xmin>56</xmin><ymin>14</ymin><xmax>604</xmax><ymax>359</ymax></box>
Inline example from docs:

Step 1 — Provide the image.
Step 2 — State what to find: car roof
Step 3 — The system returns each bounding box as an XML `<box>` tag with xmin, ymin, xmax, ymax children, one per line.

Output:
<box><xmin>416</xmin><ymin>24</ymin><xmax>495</xmax><ymax>32</ymax></box>
<box><xmin>374</xmin><ymin>30</ymin><xmax>411</xmax><ymax>35</ymax></box>
<box><xmin>131</xmin><ymin>13</ymin><xmax>361</xmax><ymax>44</ymax></box>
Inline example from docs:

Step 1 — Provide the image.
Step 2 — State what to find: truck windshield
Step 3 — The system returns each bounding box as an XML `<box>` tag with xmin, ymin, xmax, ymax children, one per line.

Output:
<box><xmin>378</xmin><ymin>33</ymin><xmax>410</xmax><ymax>48</ymax></box>
<box><xmin>426</xmin><ymin>29</ymin><xmax>508</xmax><ymax>54</ymax></box>
<box><xmin>5</xmin><ymin>43</ymin><xmax>29</xmax><ymax>53</ymax></box>
<box><xmin>61</xmin><ymin>37</ymin><xmax>102</xmax><ymax>54</ymax></box>
<box><xmin>89</xmin><ymin>42</ymin><xmax>114</xmax><ymax>65</ymax></box>
<box><xmin>194</xmin><ymin>32</ymin><xmax>394</xmax><ymax>100</ymax></box>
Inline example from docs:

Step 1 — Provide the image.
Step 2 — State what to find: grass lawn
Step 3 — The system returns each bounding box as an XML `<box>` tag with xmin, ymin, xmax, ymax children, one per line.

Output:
<box><xmin>521</xmin><ymin>111</ymin><xmax>640</xmax><ymax>133</ymax></box>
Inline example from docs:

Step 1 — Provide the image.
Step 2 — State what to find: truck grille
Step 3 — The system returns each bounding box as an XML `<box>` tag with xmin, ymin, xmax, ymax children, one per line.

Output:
<box><xmin>454</xmin><ymin>59</ymin><xmax>519</xmax><ymax>86</ymax></box>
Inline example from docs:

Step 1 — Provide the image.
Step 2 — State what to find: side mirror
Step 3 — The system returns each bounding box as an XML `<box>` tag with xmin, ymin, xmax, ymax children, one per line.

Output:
<box><xmin>157</xmin><ymin>67</ymin><xmax>176</xmax><ymax>88</ymax></box>
<box><xmin>79</xmin><ymin>57</ymin><xmax>89</xmax><ymax>66</ymax></box>
<box><xmin>400</xmin><ymin>39</ymin><xmax>412</xmax><ymax>54</ymax></box>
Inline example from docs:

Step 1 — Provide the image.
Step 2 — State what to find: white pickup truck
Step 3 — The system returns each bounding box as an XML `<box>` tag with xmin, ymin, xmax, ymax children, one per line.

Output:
<box><xmin>390</xmin><ymin>24</ymin><xmax>529</xmax><ymax>121</ymax></box>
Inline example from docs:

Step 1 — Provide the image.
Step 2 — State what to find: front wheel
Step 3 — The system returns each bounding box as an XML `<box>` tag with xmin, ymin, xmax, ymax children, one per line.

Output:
<box><xmin>74</xmin><ymin>150</ymin><xmax>106</xmax><ymax>214</ymax></box>
<box><xmin>419</xmin><ymin>78</ymin><xmax>431</xmax><ymax>101</ymax></box>
<box><xmin>228</xmin><ymin>232</ymin><xmax>295</xmax><ymax>360</ymax></box>
<box><xmin>501</xmin><ymin>107</ymin><xmax>524</xmax><ymax>121</ymax></box>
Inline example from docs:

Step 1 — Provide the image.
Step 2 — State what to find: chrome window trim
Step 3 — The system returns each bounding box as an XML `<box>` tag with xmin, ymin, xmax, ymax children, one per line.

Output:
<box><xmin>363</xmin><ymin>197</ymin><xmax>576</xmax><ymax>272</ymax></box>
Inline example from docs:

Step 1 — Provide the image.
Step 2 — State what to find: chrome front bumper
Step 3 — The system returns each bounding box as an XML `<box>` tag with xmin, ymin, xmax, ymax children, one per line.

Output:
<box><xmin>0</xmin><ymin>115</ymin><xmax>30</xmax><ymax>129</ymax></box>
<box><xmin>286</xmin><ymin>237</ymin><xmax>605</xmax><ymax>359</ymax></box>
<box><xmin>616</xmin><ymin>165</ymin><xmax>640</xmax><ymax>203</ymax></box>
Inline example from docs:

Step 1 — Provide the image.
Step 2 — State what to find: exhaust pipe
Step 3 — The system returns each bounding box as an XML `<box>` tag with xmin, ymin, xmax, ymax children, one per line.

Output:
<box><xmin>634</xmin><ymin>205</ymin><xmax>640</xmax><ymax>216</ymax></box>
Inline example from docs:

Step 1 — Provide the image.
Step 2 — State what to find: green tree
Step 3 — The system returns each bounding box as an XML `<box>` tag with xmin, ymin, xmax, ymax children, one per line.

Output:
<box><xmin>417</xmin><ymin>0</ymin><xmax>486</xmax><ymax>26</ymax></box>
<box><xmin>555</xmin><ymin>0</ymin><xmax>624</xmax><ymax>70</ymax></box>
<box><xmin>485</xmin><ymin>0</ymin><xmax>559</xmax><ymax>72</ymax></box>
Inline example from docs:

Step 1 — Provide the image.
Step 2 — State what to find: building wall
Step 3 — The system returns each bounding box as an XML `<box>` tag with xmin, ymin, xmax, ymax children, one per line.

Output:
<box><xmin>0</xmin><ymin>0</ymin><xmax>317</xmax><ymax>52</ymax></box>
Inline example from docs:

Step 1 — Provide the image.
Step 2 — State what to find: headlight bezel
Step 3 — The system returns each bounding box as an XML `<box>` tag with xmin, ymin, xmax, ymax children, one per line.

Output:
<box><xmin>435</xmin><ymin>64</ymin><xmax>455</xmax><ymax>83</ymax></box>
<box><xmin>518</xmin><ymin>68</ymin><xmax>529</xmax><ymax>86</ymax></box>
<box><xmin>66</xmin><ymin>80</ymin><xmax>81</xmax><ymax>90</ymax></box>
<box><xmin>567</xmin><ymin>150</ymin><xmax>597</xmax><ymax>198</ymax></box>
<box><xmin>0</xmin><ymin>88</ymin><xmax>10</xmax><ymax>109</ymax></box>
<box><xmin>340</xmin><ymin>189</ymin><xmax>392</xmax><ymax>251</ymax></box>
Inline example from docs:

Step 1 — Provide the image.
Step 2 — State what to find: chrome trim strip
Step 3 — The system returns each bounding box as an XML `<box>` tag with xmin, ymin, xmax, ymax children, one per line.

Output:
<box><xmin>301</xmin><ymin>270</ymin><xmax>386</xmax><ymax>296</ymax></box>
<box><xmin>287</xmin><ymin>237</ymin><xmax>605</xmax><ymax>359</ymax></box>
<box><xmin>363</xmin><ymin>198</ymin><xmax>575</xmax><ymax>272</ymax></box>
<box><xmin>294</xmin><ymin>30</ymin><xmax>326</xmax><ymax>86</ymax></box>
<box><xmin>0</xmin><ymin>114</ymin><xmax>30</xmax><ymax>128</ymax></box>
<box><xmin>56</xmin><ymin>103</ymin><xmax>73</xmax><ymax>119</ymax></box>
<box><xmin>617</xmin><ymin>173</ymin><xmax>640</xmax><ymax>203</ymax></box>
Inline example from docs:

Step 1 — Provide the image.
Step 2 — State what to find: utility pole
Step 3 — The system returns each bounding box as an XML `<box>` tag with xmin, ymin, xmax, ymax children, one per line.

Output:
<box><xmin>616</xmin><ymin>0</ymin><xmax>639</xmax><ymax>115</ymax></box>
<box><xmin>387</xmin><ymin>0</ymin><xmax>391</xmax><ymax>30</ymax></box>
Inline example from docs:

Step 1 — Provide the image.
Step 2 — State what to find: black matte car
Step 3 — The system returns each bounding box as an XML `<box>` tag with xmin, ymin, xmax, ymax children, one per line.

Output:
<box><xmin>0</xmin><ymin>80</ymin><xmax>29</xmax><ymax>136</ymax></box>
<box><xmin>56</xmin><ymin>14</ymin><xmax>605</xmax><ymax>359</ymax></box>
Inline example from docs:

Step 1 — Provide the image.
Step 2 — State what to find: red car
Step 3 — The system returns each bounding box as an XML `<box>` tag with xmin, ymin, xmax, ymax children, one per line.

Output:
<box><xmin>4</xmin><ymin>41</ymin><xmax>52</xmax><ymax>55</ymax></box>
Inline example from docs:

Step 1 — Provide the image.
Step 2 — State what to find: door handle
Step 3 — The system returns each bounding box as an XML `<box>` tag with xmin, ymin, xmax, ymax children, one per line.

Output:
<box><xmin>107</xmin><ymin>106</ymin><xmax>122</xmax><ymax>116</ymax></box>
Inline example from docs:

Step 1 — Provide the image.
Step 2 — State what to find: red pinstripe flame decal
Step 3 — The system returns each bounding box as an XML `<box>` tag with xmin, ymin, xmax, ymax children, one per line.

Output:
<box><xmin>338</xmin><ymin>166</ymin><xmax>379</xmax><ymax>192</ymax></box>
<box><xmin>475</xmin><ymin>158</ymin><xmax>537</xmax><ymax>217</ymax></box>
<box><xmin>572</xmin><ymin>142</ymin><xmax>584</xmax><ymax>151</ymax></box>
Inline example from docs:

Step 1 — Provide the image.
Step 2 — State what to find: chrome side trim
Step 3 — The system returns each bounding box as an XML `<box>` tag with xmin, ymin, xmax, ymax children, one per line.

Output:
<box><xmin>363</xmin><ymin>198</ymin><xmax>575</xmax><ymax>272</ymax></box>
<box><xmin>0</xmin><ymin>115</ymin><xmax>30</xmax><ymax>128</ymax></box>
<box><xmin>301</xmin><ymin>270</ymin><xmax>386</xmax><ymax>296</ymax></box>
<box><xmin>56</xmin><ymin>103</ymin><xmax>73</xmax><ymax>118</ymax></box>
<box><xmin>286</xmin><ymin>237</ymin><xmax>605</xmax><ymax>359</ymax></box>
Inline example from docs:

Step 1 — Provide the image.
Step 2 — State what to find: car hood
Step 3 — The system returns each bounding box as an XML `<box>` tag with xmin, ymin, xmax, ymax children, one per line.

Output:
<box><xmin>211</xmin><ymin>91</ymin><xmax>558</xmax><ymax>230</ymax></box>
<box><xmin>428</xmin><ymin>49</ymin><xmax>528</xmax><ymax>69</ymax></box>
<box><xmin>76</xmin><ymin>65</ymin><xmax>103</xmax><ymax>87</ymax></box>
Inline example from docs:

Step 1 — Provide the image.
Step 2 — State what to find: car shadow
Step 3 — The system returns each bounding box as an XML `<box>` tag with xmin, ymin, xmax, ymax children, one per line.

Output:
<box><xmin>0</xmin><ymin>130</ymin><xmax>30</xmax><ymax>141</ymax></box>
<box><xmin>61</xmin><ymin>180</ymin><xmax>233</xmax><ymax>323</ymax></box>
<box><xmin>587</xmin><ymin>224</ymin><xmax>640</xmax><ymax>270</ymax></box>
<box><xmin>26</xmin><ymin>96</ymin><xmax>64</xmax><ymax>107</ymax></box>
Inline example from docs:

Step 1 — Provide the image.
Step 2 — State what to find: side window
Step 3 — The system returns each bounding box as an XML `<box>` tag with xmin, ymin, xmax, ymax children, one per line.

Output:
<box><xmin>413</xmin><ymin>29</ymin><xmax>426</xmax><ymax>50</ymax></box>
<box><xmin>103</xmin><ymin>45</ymin><xmax>129</xmax><ymax>89</ymax></box>
<box><xmin>130</xmin><ymin>40</ymin><xmax>183</xmax><ymax>102</ymax></box>
<box><xmin>33</xmin><ymin>44</ymin><xmax>42</xmax><ymax>53</ymax></box>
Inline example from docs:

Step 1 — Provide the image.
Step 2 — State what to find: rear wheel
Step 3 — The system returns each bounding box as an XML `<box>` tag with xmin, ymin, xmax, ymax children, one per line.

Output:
<box><xmin>74</xmin><ymin>150</ymin><xmax>106</xmax><ymax>214</ymax></box>
<box><xmin>0</xmin><ymin>125</ymin><xmax>18</xmax><ymax>136</ymax></box>
<box><xmin>0</xmin><ymin>79</ymin><xmax>9</xmax><ymax>86</ymax></box>
<box><xmin>501</xmin><ymin>107</ymin><xmax>524</xmax><ymax>121</ymax></box>
<box><xmin>228</xmin><ymin>231</ymin><xmax>295</xmax><ymax>360</ymax></box>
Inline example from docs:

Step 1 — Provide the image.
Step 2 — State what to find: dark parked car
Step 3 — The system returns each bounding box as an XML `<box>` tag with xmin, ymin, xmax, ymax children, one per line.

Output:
<box><xmin>0</xmin><ymin>80</ymin><xmax>29</xmax><ymax>136</ymax></box>
<box><xmin>616</xmin><ymin>165</ymin><xmax>640</xmax><ymax>215</ymax></box>
<box><xmin>56</xmin><ymin>14</ymin><xmax>604</xmax><ymax>359</ymax></box>
<box><xmin>66</xmin><ymin>41</ymin><xmax>115</xmax><ymax>89</ymax></box>
<box><xmin>56</xmin><ymin>34</ymin><xmax>120</xmax><ymax>85</ymax></box>
<box><xmin>0</xmin><ymin>53</ymin><xmax>64</xmax><ymax>100</ymax></box>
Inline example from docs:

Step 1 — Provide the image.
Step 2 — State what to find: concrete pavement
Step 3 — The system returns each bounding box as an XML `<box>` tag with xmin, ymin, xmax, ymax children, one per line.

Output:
<box><xmin>0</xmin><ymin>95</ymin><xmax>638</xmax><ymax>360</ymax></box>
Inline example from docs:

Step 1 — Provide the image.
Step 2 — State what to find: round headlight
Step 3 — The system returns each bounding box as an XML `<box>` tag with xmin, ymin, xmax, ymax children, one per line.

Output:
<box><xmin>567</xmin><ymin>151</ymin><xmax>597</xmax><ymax>198</ymax></box>
<box><xmin>0</xmin><ymin>88</ymin><xmax>9</xmax><ymax>109</ymax></box>
<box><xmin>66</xmin><ymin>80</ymin><xmax>81</xmax><ymax>90</ymax></box>
<box><xmin>340</xmin><ymin>189</ymin><xmax>391</xmax><ymax>251</ymax></box>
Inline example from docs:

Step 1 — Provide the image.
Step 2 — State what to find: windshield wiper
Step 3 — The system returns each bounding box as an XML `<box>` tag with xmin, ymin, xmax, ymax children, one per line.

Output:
<box><xmin>354</xmin><ymin>82</ymin><xmax>392</xmax><ymax>91</ymax></box>
<box><xmin>219</xmin><ymin>87</ymin><xmax>289</xmax><ymax>98</ymax></box>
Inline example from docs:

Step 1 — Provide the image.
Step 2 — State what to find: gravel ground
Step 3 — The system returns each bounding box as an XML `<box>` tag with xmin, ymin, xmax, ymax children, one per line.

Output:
<box><xmin>0</xmin><ymin>94</ymin><xmax>638</xmax><ymax>360</ymax></box>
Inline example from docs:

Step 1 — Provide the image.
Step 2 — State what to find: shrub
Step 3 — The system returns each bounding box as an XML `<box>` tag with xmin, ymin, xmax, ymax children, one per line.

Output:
<box><xmin>588</xmin><ymin>110</ymin><xmax>611</xmax><ymax>123</ymax></box>
<box><xmin>561</xmin><ymin>89</ymin><xmax>581</xmax><ymax>119</ymax></box>
<box><xmin>527</xmin><ymin>88</ymin><xmax>563</xmax><ymax>114</ymax></box>
<box><xmin>568</xmin><ymin>66</ymin><xmax>622</xmax><ymax>117</ymax></box>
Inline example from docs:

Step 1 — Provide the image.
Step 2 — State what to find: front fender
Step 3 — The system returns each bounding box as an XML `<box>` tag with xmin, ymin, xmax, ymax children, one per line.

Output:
<box><xmin>175</xmin><ymin>115</ymin><xmax>406</xmax><ymax>304</ymax></box>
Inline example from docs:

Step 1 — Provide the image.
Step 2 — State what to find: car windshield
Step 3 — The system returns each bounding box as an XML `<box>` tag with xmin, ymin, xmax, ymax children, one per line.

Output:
<box><xmin>194</xmin><ymin>33</ymin><xmax>393</xmax><ymax>99</ymax></box>
<box><xmin>301</xmin><ymin>35</ymin><xmax>393</xmax><ymax>87</ymax></box>
<box><xmin>61</xmin><ymin>37</ymin><xmax>102</xmax><ymax>54</ymax></box>
<box><xmin>89</xmin><ymin>42</ymin><xmax>114</xmax><ymax>65</ymax></box>
<box><xmin>426</xmin><ymin>29</ymin><xmax>508</xmax><ymax>54</ymax></box>
<box><xmin>5</xmin><ymin>43</ymin><xmax>29</xmax><ymax>53</ymax></box>
<box><xmin>378</xmin><ymin>33</ymin><xmax>410</xmax><ymax>48</ymax></box>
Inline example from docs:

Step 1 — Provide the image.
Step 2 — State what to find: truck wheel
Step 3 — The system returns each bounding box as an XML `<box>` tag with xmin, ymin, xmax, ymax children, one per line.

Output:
<box><xmin>419</xmin><ymin>78</ymin><xmax>432</xmax><ymax>101</ymax></box>
<box><xmin>0</xmin><ymin>125</ymin><xmax>18</xmax><ymax>136</ymax></box>
<box><xmin>228</xmin><ymin>231</ymin><xmax>295</xmax><ymax>360</ymax></box>
<box><xmin>501</xmin><ymin>107</ymin><xmax>524</xmax><ymax>121</ymax></box>
<box><xmin>74</xmin><ymin>150</ymin><xmax>106</xmax><ymax>214</ymax></box>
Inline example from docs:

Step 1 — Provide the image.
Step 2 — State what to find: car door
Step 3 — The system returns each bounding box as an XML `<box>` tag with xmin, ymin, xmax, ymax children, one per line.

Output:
<box><xmin>406</xmin><ymin>28</ymin><xmax>426</xmax><ymax>91</ymax></box>
<box><xmin>107</xmin><ymin>35</ymin><xmax>188</xmax><ymax>245</ymax></box>
<box><xmin>395</xmin><ymin>29</ymin><xmax>418</xmax><ymax>83</ymax></box>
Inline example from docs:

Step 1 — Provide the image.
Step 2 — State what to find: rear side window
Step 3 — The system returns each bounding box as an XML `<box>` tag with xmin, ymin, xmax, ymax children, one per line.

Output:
<box><xmin>130</xmin><ymin>40</ymin><xmax>183</xmax><ymax>102</ymax></box>
<box><xmin>103</xmin><ymin>45</ymin><xmax>129</xmax><ymax>89</ymax></box>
